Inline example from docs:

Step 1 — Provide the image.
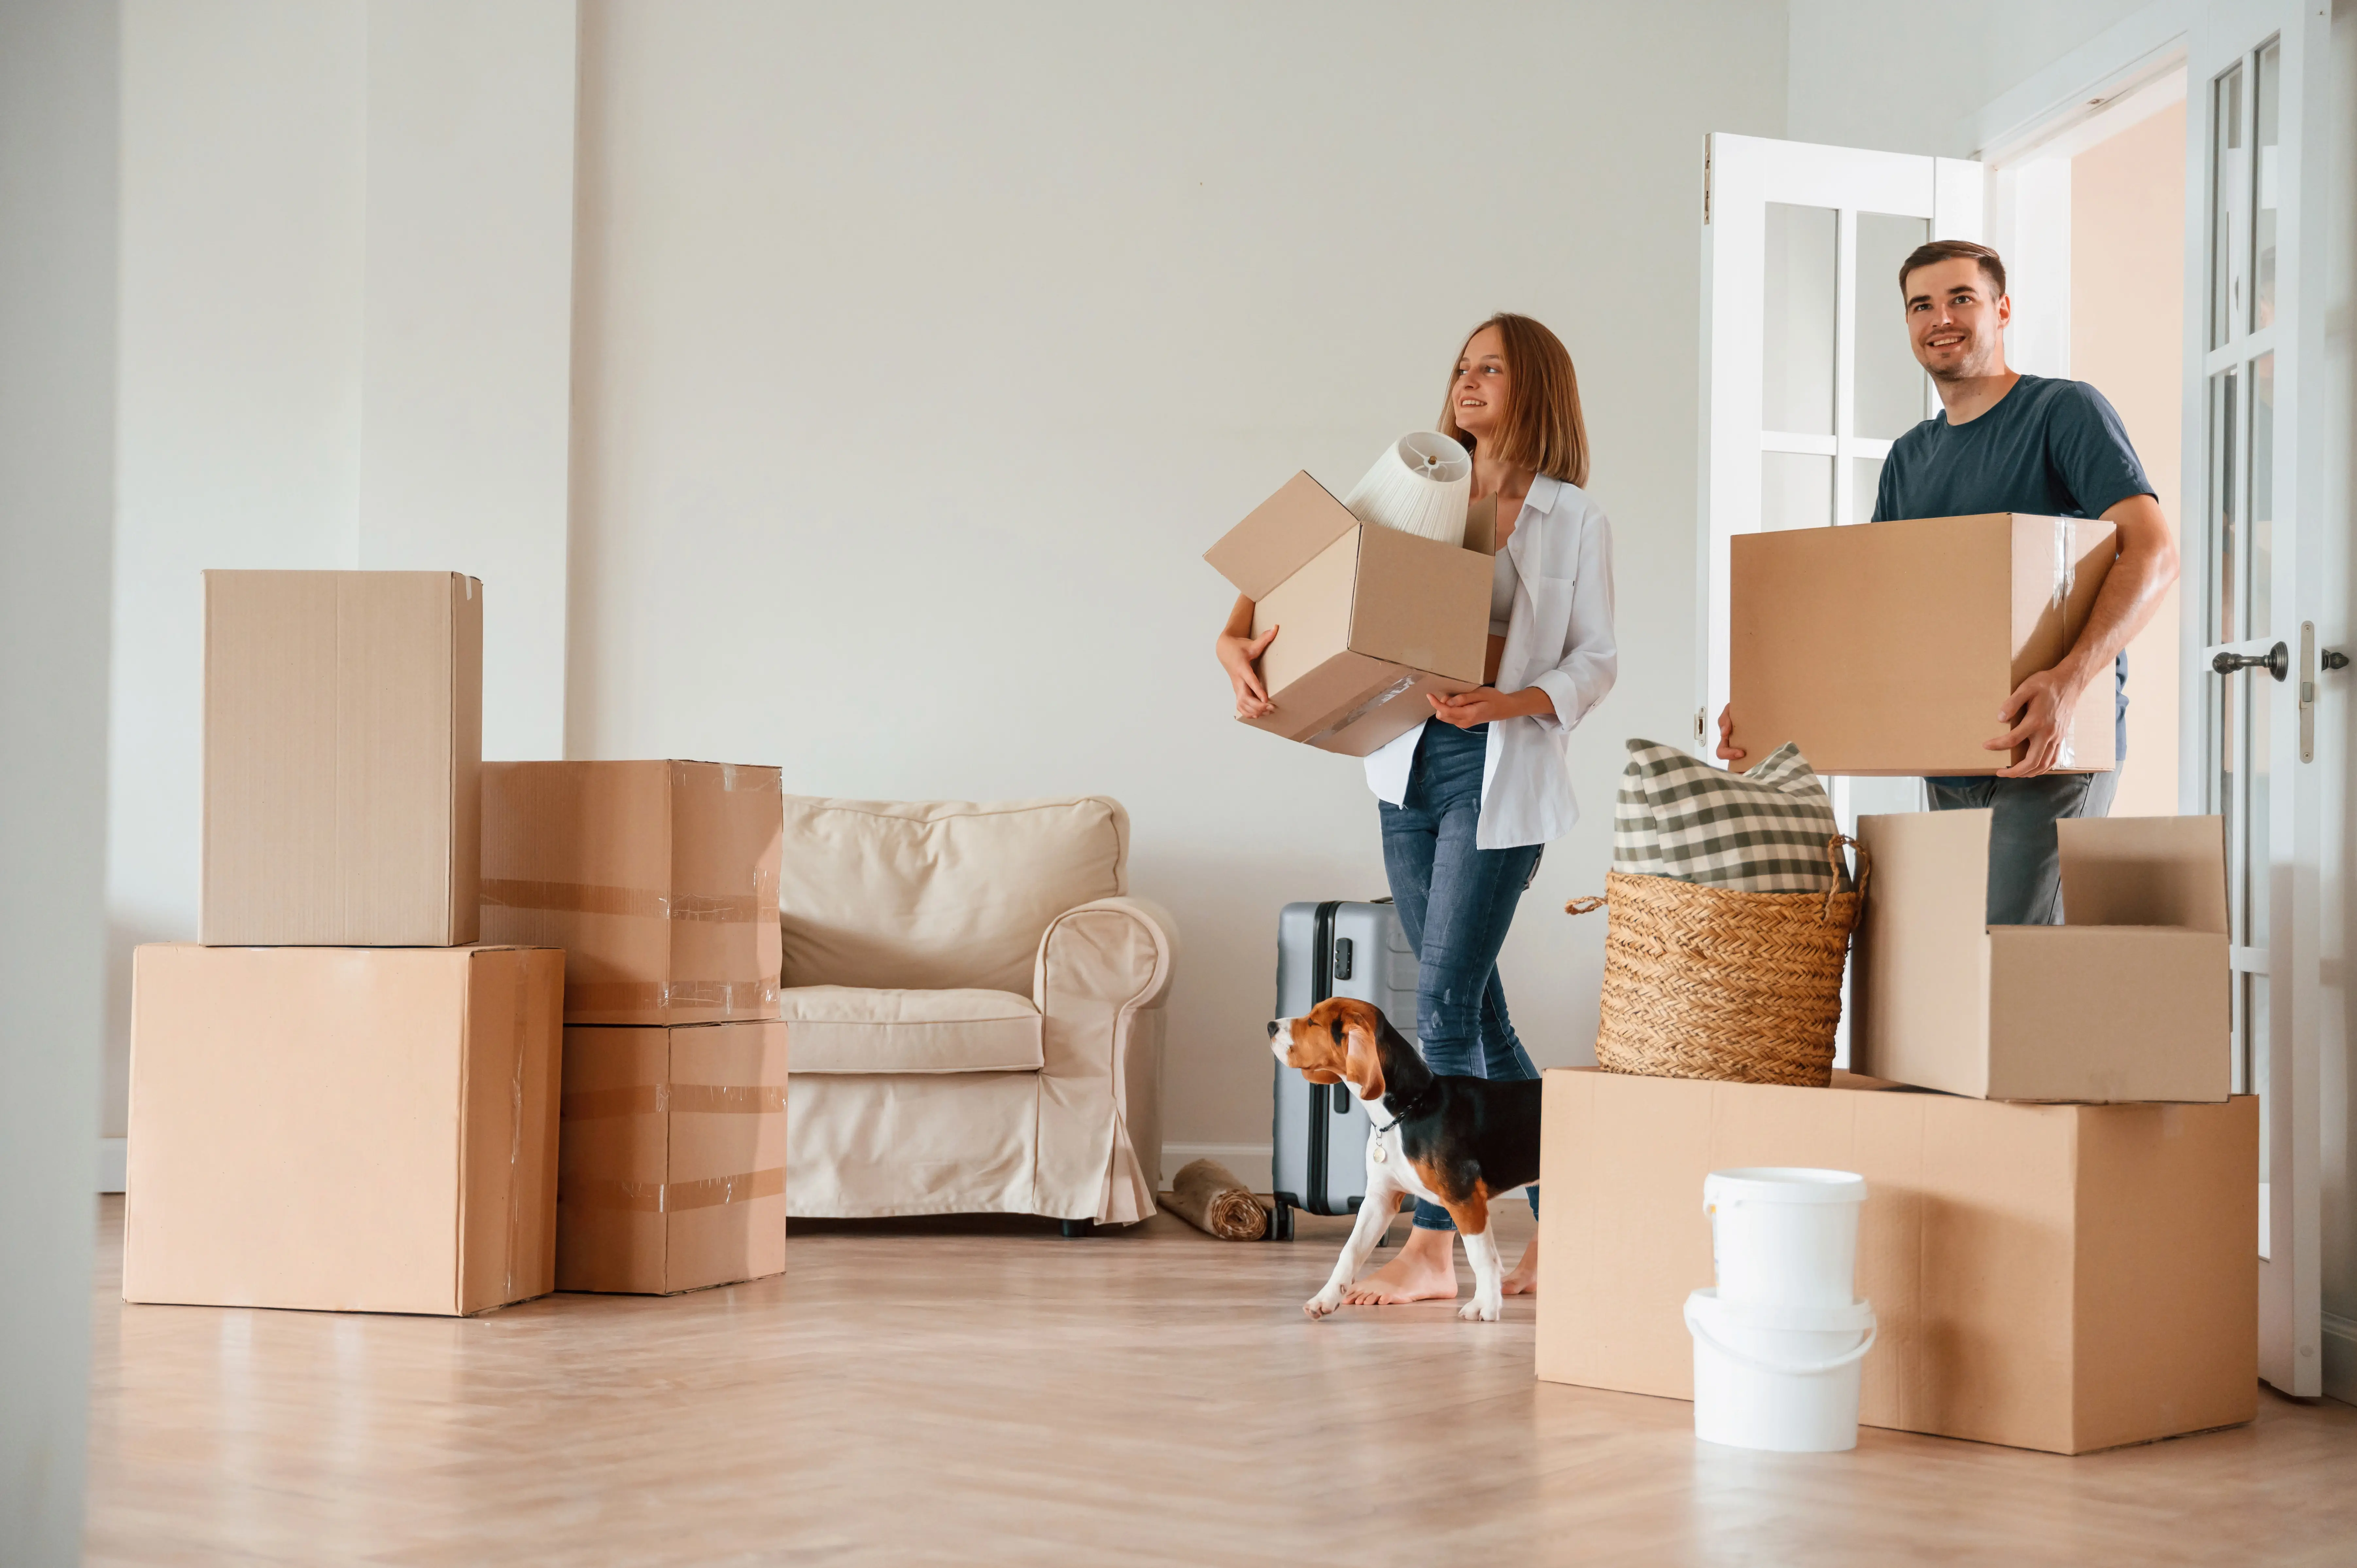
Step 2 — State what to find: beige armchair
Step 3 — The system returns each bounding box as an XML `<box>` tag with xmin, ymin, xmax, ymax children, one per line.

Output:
<box><xmin>778</xmin><ymin>795</ymin><xmax>1175</xmax><ymax>1230</ymax></box>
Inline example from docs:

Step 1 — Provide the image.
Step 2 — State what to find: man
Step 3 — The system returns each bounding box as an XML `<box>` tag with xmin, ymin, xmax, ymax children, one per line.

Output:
<box><xmin>1719</xmin><ymin>239</ymin><xmax>2179</xmax><ymax>924</ymax></box>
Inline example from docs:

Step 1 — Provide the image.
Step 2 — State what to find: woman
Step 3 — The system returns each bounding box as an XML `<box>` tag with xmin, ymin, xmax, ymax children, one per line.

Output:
<box><xmin>1215</xmin><ymin>314</ymin><xmax>1616</xmax><ymax>1305</ymax></box>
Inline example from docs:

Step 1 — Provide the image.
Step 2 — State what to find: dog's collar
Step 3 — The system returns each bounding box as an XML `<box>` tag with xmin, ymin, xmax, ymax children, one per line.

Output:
<box><xmin>1368</xmin><ymin>1084</ymin><xmax>1438</xmax><ymax>1135</ymax></box>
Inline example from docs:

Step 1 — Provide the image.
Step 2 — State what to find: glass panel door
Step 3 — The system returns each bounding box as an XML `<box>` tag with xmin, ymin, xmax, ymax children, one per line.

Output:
<box><xmin>2189</xmin><ymin>0</ymin><xmax>2325</xmax><ymax>1396</ymax></box>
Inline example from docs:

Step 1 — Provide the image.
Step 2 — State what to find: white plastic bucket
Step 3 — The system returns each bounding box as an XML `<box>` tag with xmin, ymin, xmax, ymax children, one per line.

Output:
<box><xmin>1685</xmin><ymin>1288</ymin><xmax>1877</xmax><ymax>1452</ymax></box>
<box><xmin>1704</xmin><ymin>1167</ymin><xmax>1866</xmax><ymax>1308</ymax></box>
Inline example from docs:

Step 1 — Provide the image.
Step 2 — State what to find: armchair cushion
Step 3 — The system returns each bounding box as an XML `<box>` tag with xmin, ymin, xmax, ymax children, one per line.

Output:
<box><xmin>778</xmin><ymin>796</ymin><xmax>1127</xmax><ymax>994</ymax></box>
<box><xmin>780</xmin><ymin>985</ymin><xmax>1043</xmax><ymax>1075</ymax></box>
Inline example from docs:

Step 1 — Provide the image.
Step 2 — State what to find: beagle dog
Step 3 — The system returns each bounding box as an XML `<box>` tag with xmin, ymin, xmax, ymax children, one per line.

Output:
<box><xmin>1268</xmin><ymin>997</ymin><xmax>1541</xmax><ymax>1322</ymax></box>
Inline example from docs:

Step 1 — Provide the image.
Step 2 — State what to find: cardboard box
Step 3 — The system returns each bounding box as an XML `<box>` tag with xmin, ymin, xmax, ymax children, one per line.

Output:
<box><xmin>1729</xmin><ymin>513</ymin><xmax>2117</xmax><ymax>775</ymax></box>
<box><xmin>1536</xmin><ymin>1067</ymin><xmax>2258</xmax><ymax>1455</ymax></box>
<box><xmin>124</xmin><ymin>942</ymin><xmax>561</xmax><ymax>1316</ymax></box>
<box><xmin>1204</xmin><ymin>474</ymin><xmax>1494</xmax><ymax>756</ymax></box>
<box><xmin>203</xmin><ymin>570</ymin><xmax>484</xmax><ymax>945</ymax></box>
<box><xmin>557</xmin><ymin>1020</ymin><xmax>788</xmax><ymax>1294</ymax></box>
<box><xmin>1855</xmin><ymin>811</ymin><xmax>2230</xmax><ymax>1102</ymax></box>
<box><xmin>480</xmin><ymin>760</ymin><xmax>783</xmax><ymax>1025</ymax></box>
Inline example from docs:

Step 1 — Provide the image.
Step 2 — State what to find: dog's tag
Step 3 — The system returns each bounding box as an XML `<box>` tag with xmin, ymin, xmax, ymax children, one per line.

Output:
<box><xmin>1370</xmin><ymin>1143</ymin><xmax>1387</xmax><ymax>1164</ymax></box>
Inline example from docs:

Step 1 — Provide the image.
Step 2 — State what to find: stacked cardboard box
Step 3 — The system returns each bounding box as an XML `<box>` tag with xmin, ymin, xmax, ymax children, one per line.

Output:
<box><xmin>1547</xmin><ymin>579</ymin><xmax>2248</xmax><ymax>1446</ymax></box>
<box><xmin>127</xmin><ymin>571</ymin><xmax>564</xmax><ymax>1317</ymax></box>
<box><xmin>483</xmin><ymin>761</ymin><xmax>790</xmax><ymax>1295</ymax></box>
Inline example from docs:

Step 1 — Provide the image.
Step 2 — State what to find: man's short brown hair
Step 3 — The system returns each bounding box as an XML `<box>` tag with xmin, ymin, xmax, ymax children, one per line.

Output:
<box><xmin>1899</xmin><ymin>239</ymin><xmax>2006</xmax><ymax>300</ymax></box>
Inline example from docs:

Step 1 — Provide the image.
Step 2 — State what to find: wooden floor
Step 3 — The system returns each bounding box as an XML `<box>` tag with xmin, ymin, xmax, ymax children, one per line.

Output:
<box><xmin>85</xmin><ymin>1197</ymin><xmax>2357</xmax><ymax>1566</ymax></box>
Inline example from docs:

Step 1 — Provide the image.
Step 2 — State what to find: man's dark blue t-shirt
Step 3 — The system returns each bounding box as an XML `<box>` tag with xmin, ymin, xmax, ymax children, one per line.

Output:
<box><xmin>1871</xmin><ymin>374</ymin><xmax>2155</xmax><ymax>762</ymax></box>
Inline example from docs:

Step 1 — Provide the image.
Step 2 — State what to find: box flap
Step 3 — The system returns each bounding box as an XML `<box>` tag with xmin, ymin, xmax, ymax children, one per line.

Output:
<box><xmin>1853</xmin><ymin>810</ymin><xmax>1995</xmax><ymax>1097</ymax></box>
<box><xmin>1461</xmin><ymin>494</ymin><xmax>1497</xmax><ymax>555</ymax></box>
<box><xmin>2057</xmin><ymin>815</ymin><xmax>2228</xmax><ymax>933</ymax></box>
<box><xmin>1986</xmin><ymin>926</ymin><xmax>2232</xmax><ymax>1103</ymax></box>
<box><xmin>1202</xmin><ymin>471</ymin><xmax>1356</xmax><ymax>601</ymax></box>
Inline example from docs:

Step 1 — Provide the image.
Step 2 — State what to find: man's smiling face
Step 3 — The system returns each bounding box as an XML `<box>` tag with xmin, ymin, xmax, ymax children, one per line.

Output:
<box><xmin>1903</xmin><ymin>255</ymin><xmax>2010</xmax><ymax>383</ymax></box>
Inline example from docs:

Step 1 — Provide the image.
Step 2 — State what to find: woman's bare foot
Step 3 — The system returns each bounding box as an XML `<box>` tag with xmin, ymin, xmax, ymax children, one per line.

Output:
<box><xmin>1341</xmin><ymin>1225</ymin><xmax>1459</xmax><ymax>1305</ymax></box>
<box><xmin>1501</xmin><ymin>1236</ymin><xmax>1539</xmax><ymax>1296</ymax></box>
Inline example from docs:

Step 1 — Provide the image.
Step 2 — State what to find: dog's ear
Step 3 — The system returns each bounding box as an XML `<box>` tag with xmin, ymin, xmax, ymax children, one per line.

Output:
<box><xmin>1344</xmin><ymin>1020</ymin><xmax>1385</xmax><ymax>1102</ymax></box>
<box><xmin>1300</xmin><ymin>1067</ymin><xmax>1345</xmax><ymax>1085</ymax></box>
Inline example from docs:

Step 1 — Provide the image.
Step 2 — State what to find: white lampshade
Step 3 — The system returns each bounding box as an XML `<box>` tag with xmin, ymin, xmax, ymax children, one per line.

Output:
<box><xmin>1340</xmin><ymin>431</ymin><xmax>1472</xmax><ymax>547</ymax></box>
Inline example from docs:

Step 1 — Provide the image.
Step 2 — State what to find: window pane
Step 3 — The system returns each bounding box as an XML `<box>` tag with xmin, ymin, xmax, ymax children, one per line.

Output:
<box><xmin>1763</xmin><ymin>203</ymin><xmax>1836</xmax><ymax>435</ymax></box>
<box><xmin>2210</xmin><ymin>367</ymin><xmax>2239</xmax><ymax>646</ymax></box>
<box><xmin>2211</xmin><ymin>63</ymin><xmax>2244</xmax><ymax>350</ymax></box>
<box><xmin>2251</xmin><ymin>352</ymin><xmax>2274</xmax><ymax>640</ymax></box>
<box><xmin>1854</xmin><ymin>212</ymin><xmax>1930</xmax><ymax>440</ymax></box>
<box><xmin>1849</xmin><ymin>457</ymin><xmax>1884</xmax><ymax>525</ymax></box>
<box><xmin>2255</xmin><ymin>40</ymin><xmax>2280</xmax><ymax>330</ymax></box>
<box><xmin>1762</xmin><ymin>452</ymin><xmax>1832</xmax><ymax>531</ymax></box>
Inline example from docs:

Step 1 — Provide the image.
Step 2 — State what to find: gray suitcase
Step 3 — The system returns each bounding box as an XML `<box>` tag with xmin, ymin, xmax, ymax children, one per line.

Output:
<box><xmin>1269</xmin><ymin>899</ymin><xmax>1420</xmax><ymax>1240</ymax></box>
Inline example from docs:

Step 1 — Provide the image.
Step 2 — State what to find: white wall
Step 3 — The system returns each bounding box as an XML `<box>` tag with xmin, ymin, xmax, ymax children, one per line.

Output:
<box><xmin>566</xmin><ymin>0</ymin><xmax>1789</xmax><ymax>1161</ymax></box>
<box><xmin>109</xmin><ymin>0</ymin><xmax>578</xmax><ymax>1139</ymax></box>
<box><xmin>0</xmin><ymin>1</ymin><xmax>115</xmax><ymax>1557</ymax></box>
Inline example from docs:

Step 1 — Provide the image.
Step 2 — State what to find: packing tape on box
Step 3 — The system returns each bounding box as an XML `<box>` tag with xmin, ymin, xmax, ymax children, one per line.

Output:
<box><xmin>669</xmin><ymin>760</ymin><xmax>782</xmax><ymax>794</ymax></box>
<box><xmin>1305</xmin><ymin>674</ymin><xmax>1420</xmax><ymax>748</ymax></box>
<box><xmin>561</xmin><ymin>1083</ymin><xmax>790</xmax><ymax>1120</ymax></box>
<box><xmin>480</xmin><ymin>878</ymin><xmax>777</xmax><ymax>924</ymax></box>
<box><xmin>563</xmin><ymin>979</ymin><xmax>781</xmax><ymax>1015</ymax></box>
<box><xmin>560</xmin><ymin>1165</ymin><xmax>786</xmax><ymax>1214</ymax></box>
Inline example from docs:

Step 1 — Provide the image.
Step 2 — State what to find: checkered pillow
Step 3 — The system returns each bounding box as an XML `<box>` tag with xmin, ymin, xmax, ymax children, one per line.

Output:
<box><xmin>1613</xmin><ymin>739</ymin><xmax>1850</xmax><ymax>893</ymax></box>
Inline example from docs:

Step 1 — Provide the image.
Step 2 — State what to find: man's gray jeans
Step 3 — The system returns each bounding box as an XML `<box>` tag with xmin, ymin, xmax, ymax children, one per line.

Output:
<box><xmin>1924</xmin><ymin>769</ymin><xmax>2122</xmax><ymax>925</ymax></box>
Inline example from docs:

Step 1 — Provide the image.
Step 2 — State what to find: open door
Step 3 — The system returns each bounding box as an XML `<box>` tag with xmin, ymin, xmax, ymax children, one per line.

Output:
<box><xmin>1698</xmin><ymin>134</ymin><xmax>1983</xmax><ymax>829</ymax></box>
<box><xmin>2187</xmin><ymin>0</ymin><xmax>2330</xmax><ymax>1398</ymax></box>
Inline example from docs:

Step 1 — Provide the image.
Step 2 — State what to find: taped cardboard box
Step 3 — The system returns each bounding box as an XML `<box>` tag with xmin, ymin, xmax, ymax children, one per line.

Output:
<box><xmin>203</xmin><ymin>570</ymin><xmax>484</xmax><ymax>945</ymax></box>
<box><xmin>1204</xmin><ymin>475</ymin><xmax>1493</xmax><ymax>756</ymax></box>
<box><xmin>1855</xmin><ymin>811</ymin><xmax>2230</xmax><ymax>1102</ymax></box>
<box><xmin>124</xmin><ymin>942</ymin><xmax>560</xmax><ymax>1316</ymax></box>
<box><xmin>1536</xmin><ymin>1067</ymin><xmax>2257</xmax><ymax>1455</ymax></box>
<box><xmin>480</xmin><ymin>761</ymin><xmax>784</xmax><ymax>1025</ymax></box>
<box><xmin>557</xmin><ymin>1020</ymin><xmax>788</xmax><ymax>1294</ymax></box>
<box><xmin>1728</xmin><ymin>513</ymin><xmax>2116</xmax><ymax>775</ymax></box>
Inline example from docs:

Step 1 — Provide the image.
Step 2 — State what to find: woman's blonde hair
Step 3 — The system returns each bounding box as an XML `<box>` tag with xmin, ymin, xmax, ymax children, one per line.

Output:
<box><xmin>1437</xmin><ymin>313</ymin><xmax>1590</xmax><ymax>487</ymax></box>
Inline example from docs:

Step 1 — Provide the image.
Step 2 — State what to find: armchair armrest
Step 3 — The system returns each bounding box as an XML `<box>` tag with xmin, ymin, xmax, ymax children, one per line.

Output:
<box><xmin>1029</xmin><ymin>896</ymin><xmax>1178</xmax><ymax>1224</ymax></box>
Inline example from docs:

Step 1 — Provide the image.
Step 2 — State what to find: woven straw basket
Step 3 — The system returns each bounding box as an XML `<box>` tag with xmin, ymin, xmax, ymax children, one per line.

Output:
<box><xmin>1567</xmin><ymin>836</ymin><xmax>1870</xmax><ymax>1088</ymax></box>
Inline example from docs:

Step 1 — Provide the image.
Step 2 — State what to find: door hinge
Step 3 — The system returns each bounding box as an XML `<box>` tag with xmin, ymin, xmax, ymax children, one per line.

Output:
<box><xmin>1702</xmin><ymin>135</ymin><xmax>1713</xmax><ymax>226</ymax></box>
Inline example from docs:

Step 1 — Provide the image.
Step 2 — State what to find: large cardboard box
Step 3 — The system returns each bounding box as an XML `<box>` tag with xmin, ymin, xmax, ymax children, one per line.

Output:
<box><xmin>480</xmin><ymin>761</ymin><xmax>784</xmax><ymax>1025</ymax></box>
<box><xmin>124</xmin><ymin>943</ymin><xmax>561</xmax><ymax>1316</ymax></box>
<box><xmin>1536</xmin><ymin>1067</ymin><xmax>2258</xmax><ymax>1455</ymax></box>
<box><xmin>1855</xmin><ymin>811</ymin><xmax>2230</xmax><ymax>1102</ymax></box>
<box><xmin>557</xmin><ymin>1020</ymin><xmax>789</xmax><ymax>1294</ymax></box>
<box><xmin>1204</xmin><ymin>475</ymin><xmax>1494</xmax><ymax>756</ymax></box>
<box><xmin>203</xmin><ymin>570</ymin><xmax>484</xmax><ymax>945</ymax></box>
<box><xmin>1728</xmin><ymin>513</ymin><xmax>2117</xmax><ymax>775</ymax></box>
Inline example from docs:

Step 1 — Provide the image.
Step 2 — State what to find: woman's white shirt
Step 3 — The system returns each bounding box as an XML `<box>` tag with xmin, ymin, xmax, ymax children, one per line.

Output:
<box><xmin>1360</xmin><ymin>474</ymin><xmax>1617</xmax><ymax>849</ymax></box>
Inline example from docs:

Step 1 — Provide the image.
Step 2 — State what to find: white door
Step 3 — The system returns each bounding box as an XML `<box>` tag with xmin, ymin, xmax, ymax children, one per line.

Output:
<box><xmin>2186</xmin><ymin>0</ymin><xmax>2328</xmax><ymax>1397</ymax></box>
<box><xmin>1697</xmin><ymin>135</ymin><xmax>1983</xmax><ymax>820</ymax></box>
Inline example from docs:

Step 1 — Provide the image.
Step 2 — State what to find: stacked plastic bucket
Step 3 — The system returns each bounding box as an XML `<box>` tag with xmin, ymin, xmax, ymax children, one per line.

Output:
<box><xmin>1684</xmin><ymin>1167</ymin><xmax>1876</xmax><ymax>1452</ymax></box>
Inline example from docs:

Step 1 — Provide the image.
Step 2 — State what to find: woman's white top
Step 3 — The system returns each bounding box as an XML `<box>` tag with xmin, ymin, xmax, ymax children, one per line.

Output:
<box><xmin>1362</xmin><ymin>473</ymin><xmax>1617</xmax><ymax>849</ymax></box>
<box><xmin>1487</xmin><ymin>547</ymin><xmax>1516</xmax><ymax>637</ymax></box>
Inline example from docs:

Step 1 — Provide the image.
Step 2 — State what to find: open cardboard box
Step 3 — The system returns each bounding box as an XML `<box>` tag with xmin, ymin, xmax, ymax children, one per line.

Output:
<box><xmin>1536</xmin><ymin>1066</ymin><xmax>2258</xmax><ymax>1456</ymax></box>
<box><xmin>1854</xmin><ymin>811</ymin><xmax>2230</xmax><ymax>1102</ymax></box>
<box><xmin>1204</xmin><ymin>474</ymin><xmax>1493</xmax><ymax>756</ymax></box>
<box><xmin>1729</xmin><ymin>513</ymin><xmax>2117</xmax><ymax>775</ymax></box>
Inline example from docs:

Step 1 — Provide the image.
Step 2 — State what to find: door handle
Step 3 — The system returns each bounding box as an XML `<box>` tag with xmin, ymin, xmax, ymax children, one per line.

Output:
<box><xmin>2213</xmin><ymin>641</ymin><xmax>2290</xmax><ymax>681</ymax></box>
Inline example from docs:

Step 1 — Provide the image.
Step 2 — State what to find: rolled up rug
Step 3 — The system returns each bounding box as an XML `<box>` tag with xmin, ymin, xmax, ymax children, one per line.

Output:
<box><xmin>1341</xmin><ymin>431</ymin><xmax>1471</xmax><ymax>546</ymax></box>
<box><xmin>1163</xmin><ymin>1159</ymin><xmax>1269</xmax><ymax>1241</ymax></box>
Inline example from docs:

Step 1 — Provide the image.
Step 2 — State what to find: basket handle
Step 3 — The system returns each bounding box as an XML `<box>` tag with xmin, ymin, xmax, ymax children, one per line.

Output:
<box><xmin>1565</xmin><ymin>895</ymin><xmax>1607</xmax><ymax>916</ymax></box>
<box><xmin>1819</xmin><ymin>835</ymin><xmax>1872</xmax><ymax>927</ymax></box>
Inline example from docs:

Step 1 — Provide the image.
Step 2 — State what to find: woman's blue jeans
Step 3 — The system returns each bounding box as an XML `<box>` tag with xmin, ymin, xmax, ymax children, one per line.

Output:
<box><xmin>1378</xmin><ymin>720</ymin><xmax>1542</xmax><ymax>1233</ymax></box>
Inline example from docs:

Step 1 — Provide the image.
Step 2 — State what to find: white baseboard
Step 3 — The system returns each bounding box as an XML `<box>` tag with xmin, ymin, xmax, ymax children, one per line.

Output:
<box><xmin>2324</xmin><ymin>1311</ymin><xmax>2357</xmax><ymax>1407</ymax></box>
<box><xmin>1160</xmin><ymin>1142</ymin><xmax>1270</xmax><ymax>1193</ymax></box>
<box><xmin>96</xmin><ymin>1137</ymin><xmax>126</xmax><ymax>1194</ymax></box>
